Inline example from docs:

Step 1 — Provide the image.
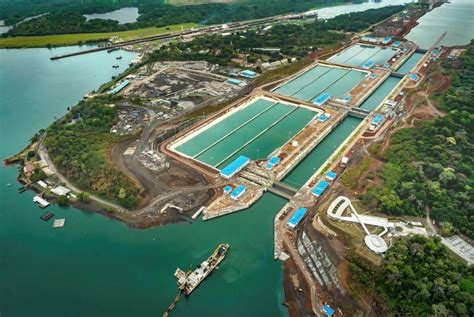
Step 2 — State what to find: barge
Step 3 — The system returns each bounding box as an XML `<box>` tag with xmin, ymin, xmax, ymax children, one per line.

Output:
<box><xmin>174</xmin><ymin>243</ymin><xmax>229</xmax><ymax>295</ymax></box>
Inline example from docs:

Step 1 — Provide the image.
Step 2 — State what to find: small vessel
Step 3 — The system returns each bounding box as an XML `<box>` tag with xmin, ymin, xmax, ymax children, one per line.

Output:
<box><xmin>112</xmin><ymin>65</ymin><xmax>119</xmax><ymax>68</ymax></box>
<box><xmin>116</xmin><ymin>56</ymin><xmax>122</xmax><ymax>60</ymax></box>
<box><xmin>174</xmin><ymin>244</ymin><xmax>229</xmax><ymax>295</ymax></box>
<box><xmin>107</xmin><ymin>47</ymin><xmax>119</xmax><ymax>53</ymax></box>
<box><xmin>53</xmin><ymin>218</ymin><xmax>66</xmax><ymax>228</ymax></box>
<box><xmin>40</xmin><ymin>212</ymin><xmax>54</xmax><ymax>221</ymax></box>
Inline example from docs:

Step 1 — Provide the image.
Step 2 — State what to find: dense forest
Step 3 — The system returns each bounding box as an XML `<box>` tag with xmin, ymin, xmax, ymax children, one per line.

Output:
<box><xmin>362</xmin><ymin>43</ymin><xmax>474</xmax><ymax>238</ymax></box>
<box><xmin>149</xmin><ymin>5</ymin><xmax>405</xmax><ymax>66</ymax></box>
<box><xmin>354</xmin><ymin>236</ymin><xmax>474</xmax><ymax>316</ymax></box>
<box><xmin>1</xmin><ymin>0</ymin><xmax>349</xmax><ymax>36</ymax></box>
<box><xmin>43</xmin><ymin>96</ymin><xmax>140</xmax><ymax>209</ymax></box>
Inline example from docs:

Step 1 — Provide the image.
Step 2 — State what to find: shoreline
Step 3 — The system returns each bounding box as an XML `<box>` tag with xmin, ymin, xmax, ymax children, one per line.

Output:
<box><xmin>0</xmin><ymin>23</ymin><xmax>198</xmax><ymax>49</ymax></box>
<box><xmin>0</xmin><ymin>0</ymin><xmax>369</xmax><ymax>49</ymax></box>
<box><xmin>3</xmin><ymin>4</ymin><xmax>444</xmax><ymax>316</ymax></box>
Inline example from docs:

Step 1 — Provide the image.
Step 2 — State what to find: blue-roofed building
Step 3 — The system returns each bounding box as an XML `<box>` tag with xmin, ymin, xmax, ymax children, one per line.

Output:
<box><xmin>312</xmin><ymin>180</ymin><xmax>329</xmax><ymax>197</ymax></box>
<box><xmin>322</xmin><ymin>304</ymin><xmax>335</xmax><ymax>316</ymax></box>
<box><xmin>372</xmin><ymin>114</ymin><xmax>384</xmax><ymax>126</ymax></box>
<box><xmin>240</xmin><ymin>70</ymin><xmax>258</xmax><ymax>78</ymax></box>
<box><xmin>382</xmin><ymin>36</ymin><xmax>392</xmax><ymax>45</ymax></box>
<box><xmin>362</xmin><ymin>60</ymin><xmax>375</xmax><ymax>69</ymax></box>
<box><xmin>326</xmin><ymin>170</ymin><xmax>337</xmax><ymax>181</ymax></box>
<box><xmin>226</xmin><ymin>78</ymin><xmax>243</xmax><ymax>85</ymax></box>
<box><xmin>220</xmin><ymin>156</ymin><xmax>250</xmax><ymax>179</ymax></box>
<box><xmin>318</xmin><ymin>113</ymin><xmax>330</xmax><ymax>122</ymax></box>
<box><xmin>265</xmin><ymin>156</ymin><xmax>281</xmax><ymax>170</ymax></box>
<box><xmin>312</xmin><ymin>92</ymin><xmax>331</xmax><ymax>106</ymax></box>
<box><xmin>393</xmin><ymin>40</ymin><xmax>401</xmax><ymax>47</ymax></box>
<box><xmin>223</xmin><ymin>185</ymin><xmax>233</xmax><ymax>194</ymax></box>
<box><xmin>230</xmin><ymin>185</ymin><xmax>246</xmax><ymax>200</ymax></box>
<box><xmin>362</xmin><ymin>36</ymin><xmax>377</xmax><ymax>43</ymax></box>
<box><xmin>110</xmin><ymin>80</ymin><xmax>130</xmax><ymax>95</ymax></box>
<box><xmin>287</xmin><ymin>207</ymin><xmax>307</xmax><ymax>229</ymax></box>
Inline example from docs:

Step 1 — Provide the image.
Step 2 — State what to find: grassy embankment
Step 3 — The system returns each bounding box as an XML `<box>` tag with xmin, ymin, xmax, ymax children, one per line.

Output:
<box><xmin>0</xmin><ymin>23</ymin><xmax>197</xmax><ymax>48</ymax></box>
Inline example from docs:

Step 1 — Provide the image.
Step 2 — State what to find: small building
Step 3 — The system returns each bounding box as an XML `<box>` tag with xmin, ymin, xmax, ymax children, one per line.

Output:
<box><xmin>318</xmin><ymin>113</ymin><xmax>331</xmax><ymax>122</ymax></box>
<box><xmin>322</xmin><ymin>304</ymin><xmax>335</xmax><ymax>316</ymax></box>
<box><xmin>312</xmin><ymin>93</ymin><xmax>331</xmax><ymax>106</ymax></box>
<box><xmin>226</xmin><ymin>78</ymin><xmax>244</xmax><ymax>86</ymax></box>
<box><xmin>223</xmin><ymin>185</ymin><xmax>233</xmax><ymax>194</ymax></box>
<box><xmin>220</xmin><ymin>156</ymin><xmax>250</xmax><ymax>179</ymax></box>
<box><xmin>382</xmin><ymin>36</ymin><xmax>392</xmax><ymax>45</ymax></box>
<box><xmin>362</xmin><ymin>59</ymin><xmax>375</xmax><ymax>69</ymax></box>
<box><xmin>239</xmin><ymin>70</ymin><xmax>258</xmax><ymax>79</ymax></box>
<box><xmin>109</xmin><ymin>80</ymin><xmax>130</xmax><ymax>95</ymax></box>
<box><xmin>341</xmin><ymin>156</ymin><xmax>349</xmax><ymax>167</ymax></box>
<box><xmin>325</xmin><ymin>170</ymin><xmax>337</xmax><ymax>181</ymax></box>
<box><xmin>311</xmin><ymin>180</ymin><xmax>330</xmax><ymax>197</ymax></box>
<box><xmin>37</xmin><ymin>180</ymin><xmax>48</xmax><ymax>189</ymax></box>
<box><xmin>371</xmin><ymin>114</ymin><xmax>384</xmax><ymax>126</ymax></box>
<box><xmin>287</xmin><ymin>207</ymin><xmax>308</xmax><ymax>230</ymax></box>
<box><xmin>265</xmin><ymin>156</ymin><xmax>281</xmax><ymax>170</ymax></box>
<box><xmin>361</xmin><ymin>36</ymin><xmax>378</xmax><ymax>43</ymax></box>
<box><xmin>33</xmin><ymin>195</ymin><xmax>49</xmax><ymax>208</ymax></box>
<box><xmin>230</xmin><ymin>185</ymin><xmax>246</xmax><ymax>200</ymax></box>
<box><xmin>51</xmin><ymin>186</ymin><xmax>71</xmax><ymax>196</ymax></box>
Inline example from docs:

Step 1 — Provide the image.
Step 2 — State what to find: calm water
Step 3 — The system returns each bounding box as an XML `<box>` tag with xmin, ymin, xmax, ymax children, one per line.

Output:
<box><xmin>397</xmin><ymin>52</ymin><xmax>424</xmax><ymax>74</ymax></box>
<box><xmin>0</xmin><ymin>46</ymin><xmax>288</xmax><ymax>317</ymax></box>
<box><xmin>0</xmin><ymin>46</ymin><xmax>136</xmax><ymax>153</ymax></box>
<box><xmin>329</xmin><ymin>44</ymin><xmax>397</xmax><ymax>67</ymax></box>
<box><xmin>84</xmin><ymin>7</ymin><xmax>140</xmax><ymax>24</ymax></box>
<box><xmin>406</xmin><ymin>0</ymin><xmax>474</xmax><ymax>49</ymax></box>
<box><xmin>1</xmin><ymin>0</ymin><xmax>473</xmax><ymax>315</ymax></box>
<box><xmin>282</xmin><ymin>116</ymin><xmax>362</xmax><ymax>188</ymax></box>
<box><xmin>275</xmin><ymin>65</ymin><xmax>366</xmax><ymax>101</ymax></box>
<box><xmin>359</xmin><ymin>76</ymin><xmax>401</xmax><ymax>111</ymax></box>
<box><xmin>316</xmin><ymin>0</ymin><xmax>408</xmax><ymax>19</ymax></box>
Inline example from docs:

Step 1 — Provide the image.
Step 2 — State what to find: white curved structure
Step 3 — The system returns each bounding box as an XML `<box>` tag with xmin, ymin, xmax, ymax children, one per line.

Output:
<box><xmin>364</xmin><ymin>234</ymin><xmax>388</xmax><ymax>254</ymax></box>
<box><xmin>328</xmin><ymin>196</ymin><xmax>388</xmax><ymax>254</ymax></box>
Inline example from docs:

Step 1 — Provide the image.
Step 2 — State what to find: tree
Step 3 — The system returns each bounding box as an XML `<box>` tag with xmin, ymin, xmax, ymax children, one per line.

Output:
<box><xmin>77</xmin><ymin>192</ymin><xmax>90</xmax><ymax>203</ymax></box>
<box><xmin>57</xmin><ymin>195</ymin><xmax>69</xmax><ymax>206</ymax></box>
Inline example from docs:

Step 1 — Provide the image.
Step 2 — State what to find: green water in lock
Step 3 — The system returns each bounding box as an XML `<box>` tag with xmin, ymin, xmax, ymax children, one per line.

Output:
<box><xmin>176</xmin><ymin>98</ymin><xmax>276</xmax><ymax>157</ymax></box>
<box><xmin>397</xmin><ymin>52</ymin><xmax>424</xmax><ymax>74</ymax></box>
<box><xmin>218</xmin><ymin>107</ymin><xmax>318</xmax><ymax>168</ymax></box>
<box><xmin>195</xmin><ymin>102</ymin><xmax>294</xmax><ymax>166</ymax></box>
<box><xmin>359</xmin><ymin>76</ymin><xmax>401</xmax><ymax>111</ymax></box>
<box><xmin>275</xmin><ymin>65</ymin><xmax>366</xmax><ymax>101</ymax></box>
<box><xmin>282</xmin><ymin>116</ymin><xmax>362</xmax><ymax>189</ymax></box>
<box><xmin>329</xmin><ymin>44</ymin><xmax>396</xmax><ymax>67</ymax></box>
